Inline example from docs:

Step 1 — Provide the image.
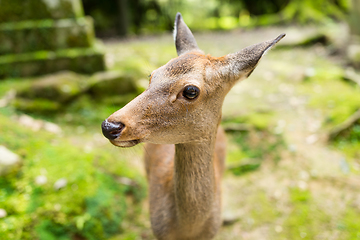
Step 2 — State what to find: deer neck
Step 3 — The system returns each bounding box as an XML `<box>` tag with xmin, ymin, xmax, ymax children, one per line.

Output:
<box><xmin>174</xmin><ymin>135</ymin><xmax>218</xmax><ymax>232</ymax></box>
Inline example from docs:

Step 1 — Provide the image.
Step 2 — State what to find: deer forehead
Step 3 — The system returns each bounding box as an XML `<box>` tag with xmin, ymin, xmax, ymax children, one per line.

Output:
<box><xmin>151</xmin><ymin>52</ymin><xmax>211</xmax><ymax>85</ymax></box>
<box><xmin>165</xmin><ymin>52</ymin><xmax>208</xmax><ymax>75</ymax></box>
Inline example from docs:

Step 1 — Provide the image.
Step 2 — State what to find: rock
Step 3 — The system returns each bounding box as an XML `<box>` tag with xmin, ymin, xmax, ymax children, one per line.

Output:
<box><xmin>0</xmin><ymin>0</ymin><xmax>83</xmax><ymax>23</ymax></box>
<box><xmin>54</xmin><ymin>178</ymin><xmax>67</xmax><ymax>190</ymax></box>
<box><xmin>88</xmin><ymin>70</ymin><xmax>139</xmax><ymax>98</ymax></box>
<box><xmin>0</xmin><ymin>17</ymin><xmax>94</xmax><ymax>55</ymax></box>
<box><xmin>0</xmin><ymin>0</ymin><xmax>106</xmax><ymax>79</ymax></box>
<box><xmin>0</xmin><ymin>44</ymin><xmax>106</xmax><ymax>79</ymax></box>
<box><xmin>12</xmin><ymin>98</ymin><xmax>61</xmax><ymax>112</ymax></box>
<box><xmin>13</xmin><ymin>70</ymin><xmax>140</xmax><ymax>112</ymax></box>
<box><xmin>17</xmin><ymin>114</ymin><xmax>62</xmax><ymax>134</ymax></box>
<box><xmin>0</xmin><ymin>145</ymin><xmax>22</xmax><ymax>176</ymax></box>
<box><xmin>18</xmin><ymin>114</ymin><xmax>42</xmax><ymax>131</ymax></box>
<box><xmin>35</xmin><ymin>175</ymin><xmax>48</xmax><ymax>185</ymax></box>
<box><xmin>13</xmin><ymin>71</ymin><xmax>92</xmax><ymax>112</ymax></box>
<box><xmin>17</xmin><ymin>71</ymin><xmax>89</xmax><ymax>103</ymax></box>
<box><xmin>0</xmin><ymin>209</ymin><xmax>7</xmax><ymax>218</ymax></box>
<box><xmin>43</xmin><ymin>121</ymin><xmax>62</xmax><ymax>134</ymax></box>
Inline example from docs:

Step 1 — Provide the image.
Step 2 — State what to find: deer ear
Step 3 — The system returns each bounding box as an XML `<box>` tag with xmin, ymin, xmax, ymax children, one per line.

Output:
<box><xmin>215</xmin><ymin>34</ymin><xmax>285</xmax><ymax>83</ymax></box>
<box><xmin>174</xmin><ymin>13</ymin><xmax>201</xmax><ymax>56</ymax></box>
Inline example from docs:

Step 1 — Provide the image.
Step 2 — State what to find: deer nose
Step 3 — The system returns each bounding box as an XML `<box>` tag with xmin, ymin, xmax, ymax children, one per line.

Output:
<box><xmin>101</xmin><ymin>120</ymin><xmax>124</xmax><ymax>140</ymax></box>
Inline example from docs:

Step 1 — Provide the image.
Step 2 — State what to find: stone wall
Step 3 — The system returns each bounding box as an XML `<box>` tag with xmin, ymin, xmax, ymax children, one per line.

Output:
<box><xmin>0</xmin><ymin>0</ymin><xmax>105</xmax><ymax>79</ymax></box>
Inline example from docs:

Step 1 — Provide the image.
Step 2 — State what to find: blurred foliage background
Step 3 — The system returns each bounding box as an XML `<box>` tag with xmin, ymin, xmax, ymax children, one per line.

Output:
<box><xmin>1</xmin><ymin>0</ymin><xmax>360</xmax><ymax>240</ymax></box>
<box><xmin>82</xmin><ymin>0</ymin><xmax>349</xmax><ymax>36</ymax></box>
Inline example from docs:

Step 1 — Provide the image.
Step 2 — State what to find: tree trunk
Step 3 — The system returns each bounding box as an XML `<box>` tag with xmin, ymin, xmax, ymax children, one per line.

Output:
<box><xmin>117</xmin><ymin>0</ymin><xmax>128</xmax><ymax>37</ymax></box>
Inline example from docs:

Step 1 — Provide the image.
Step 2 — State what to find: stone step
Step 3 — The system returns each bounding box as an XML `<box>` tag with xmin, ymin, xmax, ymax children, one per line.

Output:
<box><xmin>0</xmin><ymin>0</ymin><xmax>83</xmax><ymax>23</ymax></box>
<box><xmin>0</xmin><ymin>17</ymin><xmax>94</xmax><ymax>55</ymax></box>
<box><xmin>0</xmin><ymin>42</ymin><xmax>105</xmax><ymax>79</ymax></box>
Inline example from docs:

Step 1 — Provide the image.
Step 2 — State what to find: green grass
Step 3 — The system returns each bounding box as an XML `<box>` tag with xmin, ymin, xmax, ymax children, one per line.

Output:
<box><xmin>295</xmin><ymin>57</ymin><xmax>360</xmax><ymax>167</ymax></box>
<box><xmin>223</xmin><ymin>111</ymin><xmax>286</xmax><ymax>175</ymax></box>
<box><xmin>299</xmin><ymin>64</ymin><xmax>360</xmax><ymax>127</ymax></box>
<box><xmin>280</xmin><ymin>188</ymin><xmax>326</xmax><ymax>239</ymax></box>
<box><xmin>0</xmin><ymin>107</ymin><xmax>146</xmax><ymax>240</ymax></box>
<box><xmin>2</xmin><ymin>26</ymin><xmax>360</xmax><ymax>240</ymax></box>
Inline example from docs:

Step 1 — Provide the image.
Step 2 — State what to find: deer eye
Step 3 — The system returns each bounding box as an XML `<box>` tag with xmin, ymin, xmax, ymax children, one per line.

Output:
<box><xmin>182</xmin><ymin>86</ymin><xmax>199</xmax><ymax>100</ymax></box>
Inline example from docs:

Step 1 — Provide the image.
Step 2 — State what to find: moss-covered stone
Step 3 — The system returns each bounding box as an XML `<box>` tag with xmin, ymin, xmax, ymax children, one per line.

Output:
<box><xmin>12</xmin><ymin>70</ymin><xmax>140</xmax><ymax>113</ymax></box>
<box><xmin>0</xmin><ymin>0</ymin><xmax>105</xmax><ymax>78</ymax></box>
<box><xmin>0</xmin><ymin>0</ymin><xmax>84</xmax><ymax>23</ymax></box>
<box><xmin>17</xmin><ymin>71</ymin><xmax>89</xmax><ymax>102</ymax></box>
<box><xmin>88</xmin><ymin>71</ymin><xmax>139</xmax><ymax>98</ymax></box>
<box><xmin>12</xmin><ymin>98</ymin><xmax>62</xmax><ymax>112</ymax></box>
<box><xmin>0</xmin><ymin>43</ymin><xmax>105</xmax><ymax>78</ymax></box>
<box><xmin>0</xmin><ymin>17</ymin><xmax>94</xmax><ymax>55</ymax></box>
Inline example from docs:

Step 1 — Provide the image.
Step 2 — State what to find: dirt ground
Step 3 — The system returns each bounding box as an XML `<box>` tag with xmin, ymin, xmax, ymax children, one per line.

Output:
<box><xmin>2</xmin><ymin>23</ymin><xmax>360</xmax><ymax>240</ymax></box>
<box><xmin>103</xmin><ymin>24</ymin><xmax>360</xmax><ymax>240</ymax></box>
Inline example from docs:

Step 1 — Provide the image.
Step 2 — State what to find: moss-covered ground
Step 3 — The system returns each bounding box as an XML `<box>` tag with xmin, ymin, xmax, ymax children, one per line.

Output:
<box><xmin>1</xmin><ymin>24</ymin><xmax>360</xmax><ymax>239</ymax></box>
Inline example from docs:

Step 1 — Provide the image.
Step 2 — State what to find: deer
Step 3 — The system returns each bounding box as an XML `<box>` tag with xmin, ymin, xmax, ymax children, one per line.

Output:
<box><xmin>101</xmin><ymin>13</ymin><xmax>285</xmax><ymax>240</ymax></box>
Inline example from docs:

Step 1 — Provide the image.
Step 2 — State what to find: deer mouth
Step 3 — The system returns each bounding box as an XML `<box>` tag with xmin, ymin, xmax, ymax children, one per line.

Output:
<box><xmin>110</xmin><ymin>139</ymin><xmax>141</xmax><ymax>148</ymax></box>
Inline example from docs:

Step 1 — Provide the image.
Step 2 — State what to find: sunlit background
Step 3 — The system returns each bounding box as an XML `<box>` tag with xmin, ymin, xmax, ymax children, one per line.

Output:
<box><xmin>1</xmin><ymin>0</ymin><xmax>360</xmax><ymax>239</ymax></box>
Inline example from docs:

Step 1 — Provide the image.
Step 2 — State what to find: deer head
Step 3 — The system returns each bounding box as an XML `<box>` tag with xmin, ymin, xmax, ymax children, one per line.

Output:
<box><xmin>102</xmin><ymin>13</ymin><xmax>285</xmax><ymax>147</ymax></box>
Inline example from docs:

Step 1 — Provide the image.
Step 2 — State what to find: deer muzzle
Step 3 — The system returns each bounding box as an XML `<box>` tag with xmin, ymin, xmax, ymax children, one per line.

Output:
<box><xmin>101</xmin><ymin>120</ymin><xmax>124</xmax><ymax>140</ymax></box>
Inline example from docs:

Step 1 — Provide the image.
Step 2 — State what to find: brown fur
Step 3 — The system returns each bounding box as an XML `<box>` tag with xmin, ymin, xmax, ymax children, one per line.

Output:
<box><xmin>143</xmin><ymin>127</ymin><xmax>226</xmax><ymax>239</ymax></box>
<box><xmin>102</xmin><ymin>13</ymin><xmax>284</xmax><ymax>240</ymax></box>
